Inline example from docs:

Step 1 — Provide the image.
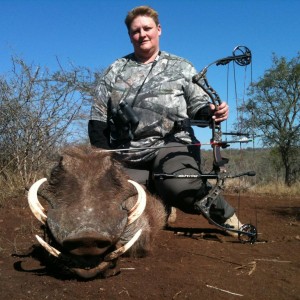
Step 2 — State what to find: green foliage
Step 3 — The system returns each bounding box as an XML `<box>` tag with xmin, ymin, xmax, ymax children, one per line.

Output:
<box><xmin>242</xmin><ymin>53</ymin><xmax>300</xmax><ymax>186</ymax></box>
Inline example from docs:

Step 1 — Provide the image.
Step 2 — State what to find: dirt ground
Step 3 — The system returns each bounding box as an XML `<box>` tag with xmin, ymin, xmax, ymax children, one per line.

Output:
<box><xmin>0</xmin><ymin>194</ymin><xmax>299</xmax><ymax>300</ymax></box>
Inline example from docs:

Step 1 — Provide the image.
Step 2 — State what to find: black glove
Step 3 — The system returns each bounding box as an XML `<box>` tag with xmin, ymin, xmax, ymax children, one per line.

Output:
<box><xmin>190</xmin><ymin>105</ymin><xmax>212</xmax><ymax>128</ymax></box>
<box><xmin>88</xmin><ymin>120</ymin><xmax>110</xmax><ymax>149</ymax></box>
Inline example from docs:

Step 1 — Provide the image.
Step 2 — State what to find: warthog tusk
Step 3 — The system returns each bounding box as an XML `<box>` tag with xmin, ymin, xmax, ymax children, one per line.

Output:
<box><xmin>104</xmin><ymin>229</ymin><xmax>142</xmax><ymax>261</ymax></box>
<box><xmin>28</xmin><ymin>178</ymin><xmax>47</xmax><ymax>224</ymax></box>
<box><xmin>35</xmin><ymin>235</ymin><xmax>61</xmax><ymax>257</ymax></box>
<box><xmin>127</xmin><ymin>180</ymin><xmax>146</xmax><ymax>225</ymax></box>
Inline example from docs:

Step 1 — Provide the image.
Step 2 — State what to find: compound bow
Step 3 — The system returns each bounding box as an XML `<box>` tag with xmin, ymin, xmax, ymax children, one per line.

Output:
<box><xmin>193</xmin><ymin>45</ymin><xmax>257</xmax><ymax>243</ymax></box>
<box><xmin>155</xmin><ymin>46</ymin><xmax>257</xmax><ymax>243</ymax></box>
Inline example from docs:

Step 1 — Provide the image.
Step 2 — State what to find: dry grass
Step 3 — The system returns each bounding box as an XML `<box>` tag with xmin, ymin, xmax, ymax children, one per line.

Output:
<box><xmin>248</xmin><ymin>181</ymin><xmax>300</xmax><ymax>196</ymax></box>
<box><xmin>224</xmin><ymin>178</ymin><xmax>253</xmax><ymax>193</ymax></box>
<box><xmin>225</xmin><ymin>178</ymin><xmax>300</xmax><ymax>197</ymax></box>
<box><xmin>0</xmin><ymin>173</ymin><xmax>25</xmax><ymax>207</ymax></box>
<box><xmin>225</xmin><ymin>178</ymin><xmax>300</xmax><ymax>196</ymax></box>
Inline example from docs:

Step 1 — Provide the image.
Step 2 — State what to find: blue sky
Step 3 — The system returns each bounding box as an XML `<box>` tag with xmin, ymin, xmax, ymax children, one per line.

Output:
<box><xmin>1</xmin><ymin>0</ymin><xmax>299</xmax><ymax>146</ymax></box>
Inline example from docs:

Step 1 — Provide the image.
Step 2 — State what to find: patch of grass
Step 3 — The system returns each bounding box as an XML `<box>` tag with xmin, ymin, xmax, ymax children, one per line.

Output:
<box><xmin>223</xmin><ymin>178</ymin><xmax>300</xmax><ymax>197</ymax></box>
<box><xmin>249</xmin><ymin>181</ymin><xmax>300</xmax><ymax>196</ymax></box>
<box><xmin>224</xmin><ymin>178</ymin><xmax>253</xmax><ymax>193</ymax></box>
<box><xmin>0</xmin><ymin>172</ymin><xmax>25</xmax><ymax>207</ymax></box>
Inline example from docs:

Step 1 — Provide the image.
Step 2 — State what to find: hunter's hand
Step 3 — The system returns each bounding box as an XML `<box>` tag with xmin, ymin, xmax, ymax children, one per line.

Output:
<box><xmin>209</xmin><ymin>102</ymin><xmax>229</xmax><ymax>123</ymax></box>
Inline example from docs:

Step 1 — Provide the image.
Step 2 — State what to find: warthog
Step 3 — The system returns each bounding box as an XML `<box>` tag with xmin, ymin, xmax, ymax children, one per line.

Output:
<box><xmin>28</xmin><ymin>147</ymin><xmax>166</xmax><ymax>279</ymax></box>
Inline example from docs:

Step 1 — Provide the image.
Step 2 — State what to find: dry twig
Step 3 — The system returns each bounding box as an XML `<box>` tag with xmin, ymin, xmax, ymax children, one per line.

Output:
<box><xmin>206</xmin><ymin>284</ymin><xmax>243</xmax><ymax>297</ymax></box>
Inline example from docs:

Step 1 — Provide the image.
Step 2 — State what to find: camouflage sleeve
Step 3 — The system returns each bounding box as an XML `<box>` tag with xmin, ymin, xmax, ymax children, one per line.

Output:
<box><xmin>90</xmin><ymin>59</ymin><xmax>126</xmax><ymax>123</ymax></box>
<box><xmin>182</xmin><ymin>63</ymin><xmax>210</xmax><ymax>119</ymax></box>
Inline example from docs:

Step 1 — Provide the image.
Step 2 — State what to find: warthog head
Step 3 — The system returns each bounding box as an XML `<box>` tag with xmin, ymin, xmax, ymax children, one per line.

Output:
<box><xmin>28</xmin><ymin>147</ymin><xmax>166</xmax><ymax>279</ymax></box>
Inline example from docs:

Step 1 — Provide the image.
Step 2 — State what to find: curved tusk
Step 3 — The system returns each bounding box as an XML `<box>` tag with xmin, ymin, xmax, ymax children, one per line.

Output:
<box><xmin>35</xmin><ymin>235</ymin><xmax>61</xmax><ymax>257</ymax></box>
<box><xmin>127</xmin><ymin>180</ymin><xmax>147</xmax><ymax>225</ymax></box>
<box><xmin>28</xmin><ymin>178</ymin><xmax>48</xmax><ymax>224</ymax></box>
<box><xmin>36</xmin><ymin>230</ymin><xmax>142</xmax><ymax>276</ymax></box>
<box><xmin>104</xmin><ymin>229</ymin><xmax>142</xmax><ymax>261</ymax></box>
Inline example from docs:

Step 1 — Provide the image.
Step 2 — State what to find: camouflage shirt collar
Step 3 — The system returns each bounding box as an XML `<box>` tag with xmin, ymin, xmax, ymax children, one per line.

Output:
<box><xmin>124</xmin><ymin>51</ymin><xmax>164</xmax><ymax>65</ymax></box>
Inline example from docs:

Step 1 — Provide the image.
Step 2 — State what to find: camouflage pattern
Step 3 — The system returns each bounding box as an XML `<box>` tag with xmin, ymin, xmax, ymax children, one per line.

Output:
<box><xmin>91</xmin><ymin>51</ymin><xmax>210</xmax><ymax>165</ymax></box>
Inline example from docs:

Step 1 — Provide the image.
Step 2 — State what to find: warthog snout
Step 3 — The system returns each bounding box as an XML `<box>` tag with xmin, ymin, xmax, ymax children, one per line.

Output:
<box><xmin>63</xmin><ymin>231</ymin><xmax>114</xmax><ymax>256</ymax></box>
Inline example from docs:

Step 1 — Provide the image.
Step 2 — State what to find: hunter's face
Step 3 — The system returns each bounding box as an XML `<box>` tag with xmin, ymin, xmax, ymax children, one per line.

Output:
<box><xmin>129</xmin><ymin>15</ymin><xmax>161</xmax><ymax>58</ymax></box>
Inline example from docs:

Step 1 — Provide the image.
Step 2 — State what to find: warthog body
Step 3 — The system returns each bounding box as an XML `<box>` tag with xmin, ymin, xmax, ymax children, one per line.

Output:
<box><xmin>28</xmin><ymin>147</ymin><xmax>166</xmax><ymax>279</ymax></box>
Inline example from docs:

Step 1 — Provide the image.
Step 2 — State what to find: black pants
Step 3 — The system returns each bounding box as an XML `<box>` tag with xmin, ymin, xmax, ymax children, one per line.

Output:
<box><xmin>124</xmin><ymin>142</ymin><xmax>235</xmax><ymax>222</ymax></box>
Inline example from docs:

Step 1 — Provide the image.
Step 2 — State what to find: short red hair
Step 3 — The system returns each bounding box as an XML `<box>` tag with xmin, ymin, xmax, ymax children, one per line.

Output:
<box><xmin>125</xmin><ymin>6</ymin><xmax>160</xmax><ymax>32</ymax></box>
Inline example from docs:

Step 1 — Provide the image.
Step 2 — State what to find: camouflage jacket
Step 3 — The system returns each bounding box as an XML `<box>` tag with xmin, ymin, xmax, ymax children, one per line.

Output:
<box><xmin>91</xmin><ymin>51</ymin><xmax>210</xmax><ymax>166</ymax></box>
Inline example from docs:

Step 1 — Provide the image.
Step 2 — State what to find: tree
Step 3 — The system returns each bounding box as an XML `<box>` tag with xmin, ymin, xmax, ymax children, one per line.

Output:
<box><xmin>242</xmin><ymin>53</ymin><xmax>300</xmax><ymax>186</ymax></box>
<box><xmin>0</xmin><ymin>56</ymin><xmax>98</xmax><ymax>188</ymax></box>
